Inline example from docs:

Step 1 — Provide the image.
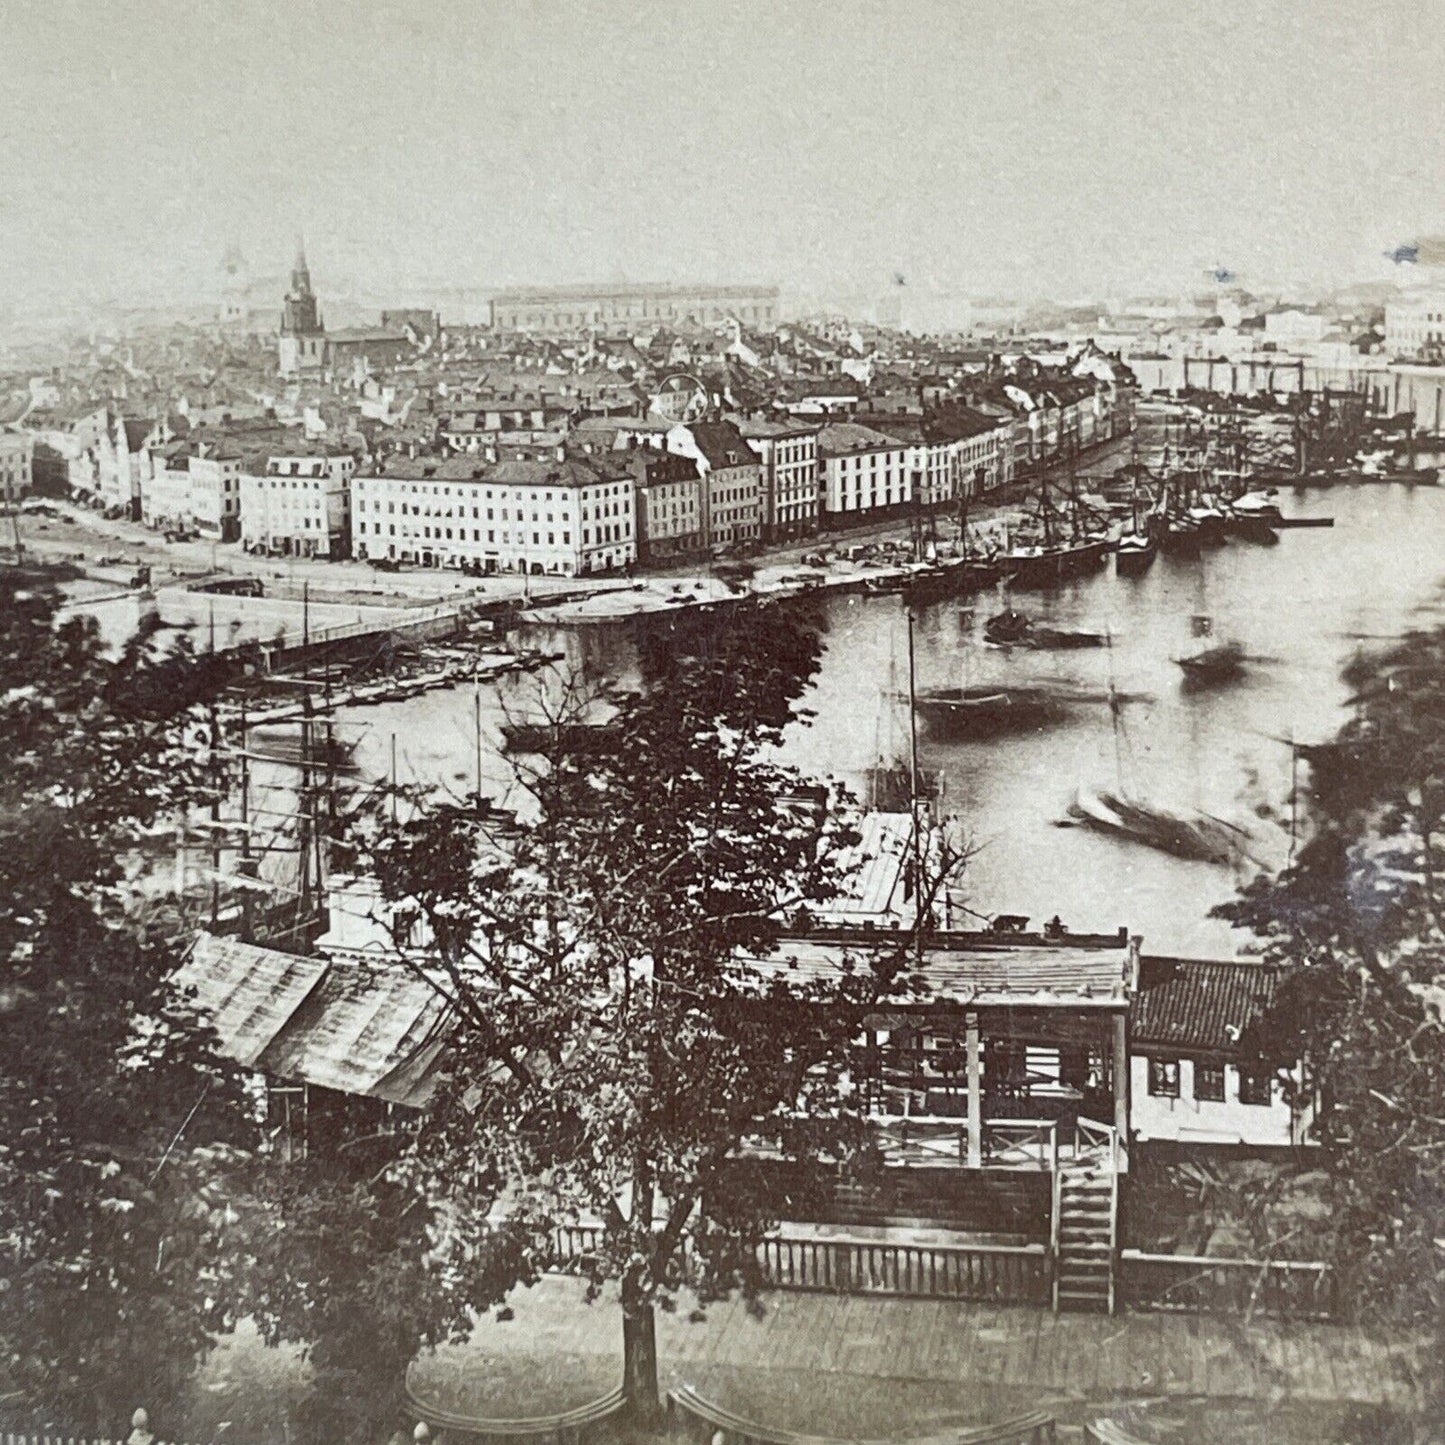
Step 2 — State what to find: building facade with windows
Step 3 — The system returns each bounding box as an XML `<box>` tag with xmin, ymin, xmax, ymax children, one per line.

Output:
<box><xmin>1384</xmin><ymin>291</ymin><xmax>1445</xmax><ymax>359</ymax></box>
<box><xmin>241</xmin><ymin>451</ymin><xmax>356</xmax><ymax>558</ymax></box>
<box><xmin>620</xmin><ymin>447</ymin><xmax>705</xmax><ymax>562</ymax></box>
<box><xmin>489</xmin><ymin>283</ymin><xmax>779</xmax><ymax>337</ymax></box>
<box><xmin>735</xmin><ymin>417</ymin><xmax>820</xmax><ymax>539</ymax></box>
<box><xmin>351</xmin><ymin>454</ymin><xmax>635</xmax><ymax>575</ymax></box>
<box><xmin>665</xmin><ymin>419</ymin><xmax>764</xmax><ymax>550</ymax></box>
<box><xmin>1127</xmin><ymin>957</ymin><xmax>1313</xmax><ymax>1150</ymax></box>
<box><xmin>0</xmin><ymin>430</ymin><xmax>36</xmax><ymax>503</ymax></box>
<box><xmin>816</xmin><ymin>421</ymin><xmax>912</xmax><ymax>520</ymax></box>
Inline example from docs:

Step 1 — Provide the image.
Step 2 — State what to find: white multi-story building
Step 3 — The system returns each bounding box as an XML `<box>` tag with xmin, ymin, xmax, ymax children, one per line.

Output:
<box><xmin>144</xmin><ymin>445</ymin><xmax>245</xmax><ymax>540</ymax></box>
<box><xmin>0</xmin><ymin>431</ymin><xmax>36</xmax><ymax>503</ymax></box>
<box><xmin>817</xmin><ymin>422</ymin><xmax>912</xmax><ymax>519</ymax></box>
<box><xmin>1385</xmin><ymin>291</ymin><xmax>1445</xmax><ymax>359</ymax></box>
<box><xmin>241</xmin><ymin>451</ymin><xmax>356</xmax><ymax>558</ymax></box>
<box><xmin>734</xmin><ymin>418</ymin><xmax>820</xmax><ymax>539</ymax></box>
<box><xmin>351</xmin><ymin>454</ymin><xmax>635</xmax><ymax>576</ymax></box>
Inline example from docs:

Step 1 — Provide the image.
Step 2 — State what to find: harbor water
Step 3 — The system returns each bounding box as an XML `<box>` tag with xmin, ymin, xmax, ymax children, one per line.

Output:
<box><xmin>331</xmin><ymin>482</ymin><xmax>1445</xmax><ymax>958</ymax></box>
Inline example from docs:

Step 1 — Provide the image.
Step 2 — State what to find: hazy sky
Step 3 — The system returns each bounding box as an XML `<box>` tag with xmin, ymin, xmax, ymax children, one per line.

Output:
<box><xmin>3</xmin><ymin>0</ymin><xmax>1442</xmax><ymax>310</ymax></box>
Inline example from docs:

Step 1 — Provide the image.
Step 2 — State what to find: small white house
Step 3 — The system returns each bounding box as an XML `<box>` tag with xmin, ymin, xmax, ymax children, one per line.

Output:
<box><xmin>1128</xmin><ymin>958</ymin><xmax>1313</xmax><ymax>1150</ymax></box>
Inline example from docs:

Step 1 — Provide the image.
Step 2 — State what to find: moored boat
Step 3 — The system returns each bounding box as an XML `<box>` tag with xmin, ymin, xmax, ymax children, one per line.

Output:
<box><xmin>1223</xmin><ymin>509</ymin><xmax>1279</xmax><ymax>545</ymax></box>
<box><xmin>982</xmin><ymin>606</ymin><xmax>1031</xmax><ymax>646</ymax></box>
<box><xmin>1159</xmin><ymin>514</ymin><xmax>1202</xmax><ymax>556</ymax></box>
<box><xmin>1114</xmin><ymin>528</ymin><xmax>1157</xmax><ymax>576</ymax></box>
<box><xmin>913</xmin><ymin>683</ymin><xmax>1066</xmax><ymax>739</ymax></box>
<box><xmin>1175</xmin><ymin>640</ymin><xmax>1246</xmax><ymax>685</ymax></box>
<box><xmin>996</xmin><ymin>537</ymin><xmax>1111</xmax><ymax>589</ymax></box>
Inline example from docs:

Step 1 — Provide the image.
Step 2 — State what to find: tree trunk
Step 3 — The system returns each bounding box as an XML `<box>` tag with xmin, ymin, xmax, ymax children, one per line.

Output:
<box><xmin>620</xmin><ymin>1276</ymin><xmax>661</xmax><ymax>1428</ymax></box>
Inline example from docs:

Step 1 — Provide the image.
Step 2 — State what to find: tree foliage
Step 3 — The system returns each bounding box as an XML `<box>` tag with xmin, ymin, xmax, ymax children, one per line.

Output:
<box><xmin>357</xmin><ymin>601</ymin><xmax>924</xmax><ymax>1419</ymax></box>
<box><xmin>0</xmin><ymin>574</ymin><xmax>259</xmax><ymax>1427</ymax></box>
<box><xmin>1217</xmin><ymin>627</ymin><xmax>1445</xmax><ymax>1400</ymax></box>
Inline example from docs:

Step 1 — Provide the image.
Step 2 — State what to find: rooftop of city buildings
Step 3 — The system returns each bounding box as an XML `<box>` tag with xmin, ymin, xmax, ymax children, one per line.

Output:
<box><xmin>685</xmin><ymin>417</ymin><xmax>758</xmax><ymax>472</ymax></box>
<box><xmin>816</xmin><ymin>420</ymin><xmax>906</xmax><ymax>455</ymax></box>
<box><xmin>491</xmin><ymin>282</ymin><xmax>780</xmax><ymax>303</ymax></box>
<box><xmin>368</xmin><ymin>453</ymin><xmax>628</xmax><ymax>489</ymax></box>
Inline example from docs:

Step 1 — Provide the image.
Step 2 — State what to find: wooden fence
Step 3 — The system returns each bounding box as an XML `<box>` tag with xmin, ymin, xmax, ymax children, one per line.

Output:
<box><xmin>551</xmin><ymin>1226</ymin><xmax>1049</xmax><ymax>1305</ymax></box>
<box><xmin>753</xmin><ymin>1236</ymin><xmax>1049</xmax><ymax>1303</ymax></box>
<box><xmin>1117</xmin><ymin>1250</ymin><xmax>1336</xmax><ymax>1320</ymax></box>
<box><xmin>0</xmin><ymin>1409</ymin><xmax>201</xmax><ymax>1445</ymax></box>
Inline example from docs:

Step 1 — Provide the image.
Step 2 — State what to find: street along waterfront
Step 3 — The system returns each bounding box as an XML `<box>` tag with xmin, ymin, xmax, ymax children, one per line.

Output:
<box><xmin>322</xmin><ymin>480</ymin><xmax>1445</xmax><ymax>958</ymax></box>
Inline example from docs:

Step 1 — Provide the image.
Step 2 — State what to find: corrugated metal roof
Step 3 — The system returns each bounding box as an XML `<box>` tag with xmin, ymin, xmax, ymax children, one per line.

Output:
<box><xmin>815</xmin><ymin>811</ymin><xmax>911</xmax><ymax>923</ymax></box>
<box><xmin>1130</xmin><ymin>957</ymin><xmax>1280</xmax><ymax>1053</ymax></box>
<box><xmin>737</xmin><ymin>938</ymin><xmax>1129</xmax><ymax>1007</ymax></box>
<box><xmin>174</xmin><ymin>933</ymin><xmax>329</xmax><ymax>1067</ymax></box>
<box><xmin>258</xmin><ymin>966</ymin><xmax>450</xmax><ymax>1101</ymax></box>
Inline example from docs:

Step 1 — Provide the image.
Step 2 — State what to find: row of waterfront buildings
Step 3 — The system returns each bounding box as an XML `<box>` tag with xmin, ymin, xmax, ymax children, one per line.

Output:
<box><xmin>19</xmin><ymin>353</ymin><xmax>1131</xmax><ymax>576</ymax></box>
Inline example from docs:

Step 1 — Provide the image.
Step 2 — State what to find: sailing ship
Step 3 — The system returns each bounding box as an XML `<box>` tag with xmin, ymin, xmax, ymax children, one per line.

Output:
<box><xmin>1060</xmin><ymin>643</ymin><xmax>1254</xmax><ymax>867</ymax></box>
<box><xmin>1114</xmin><ymin>462</ymin><xmax>1160</xmax><ymax>577</ymax></box>
<box><xmin>994</xmin><ymin>470</ymin><xmax>1112</xmax><ymax>590</ymax></box>
<box><xmin>866</xmin><ymin>629</ymin><xmax>941</xmax><ymax>811</ymax></box>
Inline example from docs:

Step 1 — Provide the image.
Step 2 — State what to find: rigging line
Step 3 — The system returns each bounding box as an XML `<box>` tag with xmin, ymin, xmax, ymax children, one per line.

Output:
<box><xmin>147</xmin><ymin>1081</ymin><xmax>212</xmax><ymax>1186</ymax></box>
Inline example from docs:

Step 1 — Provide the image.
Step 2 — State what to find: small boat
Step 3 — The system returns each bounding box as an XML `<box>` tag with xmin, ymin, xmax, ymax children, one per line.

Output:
<box><xmin>913</xmin><ymin>684</ymin><xmax>1066</xmax><ymax>739</ymax></box>
<box><xmin>983</xmin><ymin>607</ymin><xmax>1031</xmax><ymax>646</ymax></box>
<box><xmin>1187</xmin><ymin>504</ymin><xmax>1229</xmax><ymax>546</ymax></box>
<box><xmin>1065</xmin><ymin>785</ymin><xmax>1251</xmax><ymax>865</ymax></box>
<box><xmin>1223</xmin><ymin>509</ymin><xmax>1279</xmax><ymax>545</ymax></box>
<box><xmin>1159</xmin><ymin>514</ymin><xmax>1202</xmax><ymax>556</ymax></box>
<box><xmin>501</xmin><ymin>722</ymin><xmax>622</xmax><ymax>755</ymax></box>
<box><xmin>1114</xmin><ymin>528</ymin><xmax>1157</xmax><ymax>576</ymax></box>
<box><xmin>1175</xmin><ymin>640</ymin><xmax>1246</xmax><ymax>685</ymax></box>
<box><xmin>1228</xmin><ymin>490</ymin><xmax>1283</xmax><ymax>524</ymax></box>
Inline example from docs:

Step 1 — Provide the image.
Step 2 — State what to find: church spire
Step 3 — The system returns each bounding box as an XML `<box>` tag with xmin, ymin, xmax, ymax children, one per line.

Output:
<box><xmin>290</xmin><ymin>237</ymin><xmax>312</xmax><ymax>299</ymax></box>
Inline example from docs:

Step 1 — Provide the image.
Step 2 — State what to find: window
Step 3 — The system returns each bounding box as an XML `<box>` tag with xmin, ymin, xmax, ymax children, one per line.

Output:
<box><xmin>1059</xmin><ymin>1047</ymin><xmax>1090</xmax><ymax>1091</ymax></box>
<box><xmin>1193</xmin><ymin>1062</ymin><xmax>1226</xmax><ymax>1102</ymax></box>
<box><xmin>1147</xmin><ymin>1057</ymin><xmax>1180</xmax><ymax>1099</ymax></box>
<box><xmin>1238</xmin><ymin>1067</ymin><xmax>1272</xmax><ymax>1106</ymax></box>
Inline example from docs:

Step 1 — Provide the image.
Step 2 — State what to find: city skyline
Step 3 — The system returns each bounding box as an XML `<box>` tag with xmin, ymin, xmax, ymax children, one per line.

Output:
<box><xmin>3</xmin><ymin>0</ymin><xmax>1444</xmax><ymax>315</ymax></box>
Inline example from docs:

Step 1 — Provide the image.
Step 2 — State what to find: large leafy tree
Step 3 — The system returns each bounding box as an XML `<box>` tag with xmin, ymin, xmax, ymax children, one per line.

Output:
<box><xmin>1218</xmin><ymin>627</ymin><xmax>1445</xmax><ymax>1427</ymax></box>
<box><xmin>0</xmin><ymin>574</ymin><xmax>261</xmax><ymax>1428</ymax></box>
<box><xmin>358</xmin><ymin>602</ymin><xmax>931</xmax><ymax>1422</ymax></box>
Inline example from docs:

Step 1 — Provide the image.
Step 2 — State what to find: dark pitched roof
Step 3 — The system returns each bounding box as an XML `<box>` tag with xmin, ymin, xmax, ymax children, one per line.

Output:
<box><xmin>686</xmin><ymin>418</ymin><xmax>757</xmax><ymax>472</ymax></box>
<box><xmin>1130</xmin><ymin>957</ymin><xmax>1280</xmax><ymax>1054</ymax></box>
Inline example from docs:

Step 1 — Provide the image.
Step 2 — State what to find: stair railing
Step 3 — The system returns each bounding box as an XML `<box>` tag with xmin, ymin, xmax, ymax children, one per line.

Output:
<box><xmin>1050</xmin><ymin>1148</ymin><xmax>1062</xmax><ymax>1313</ymax></box>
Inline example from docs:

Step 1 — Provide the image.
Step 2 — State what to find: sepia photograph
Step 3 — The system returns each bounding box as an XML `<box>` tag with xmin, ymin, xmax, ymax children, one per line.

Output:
<box><xmin>3</xmin><ymin>2</ymin><xmax>1444</xmax><ymax>1442</ymax></box>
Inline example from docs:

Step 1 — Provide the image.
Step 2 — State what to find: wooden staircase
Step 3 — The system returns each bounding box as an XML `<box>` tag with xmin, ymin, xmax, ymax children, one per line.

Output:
<box><xmin>1051</xmin><ymin>1136</ymin><xmax>1118</xmax><ymax>1314</ymax></box>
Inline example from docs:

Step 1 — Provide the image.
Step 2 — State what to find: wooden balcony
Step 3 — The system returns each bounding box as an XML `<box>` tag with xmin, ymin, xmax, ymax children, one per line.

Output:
<box><xmin>869</xmin><ymin>1114</ymin><xmax>1122</xmax><ymax>1173</ymax></box>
